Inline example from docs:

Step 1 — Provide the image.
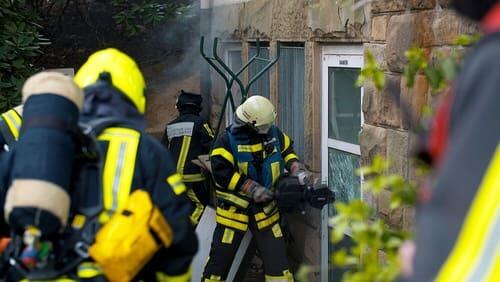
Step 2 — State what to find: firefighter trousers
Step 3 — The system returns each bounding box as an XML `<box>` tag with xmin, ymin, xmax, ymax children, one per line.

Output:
<box><xmin>202</xmin><ymin>217</ymin><xmax>293</xmax><ymax>281</ymax></box>
<box><xmin>186</xmin><ymin>181</ymin><xmax>210</xmax><ymax>226</ymax></box>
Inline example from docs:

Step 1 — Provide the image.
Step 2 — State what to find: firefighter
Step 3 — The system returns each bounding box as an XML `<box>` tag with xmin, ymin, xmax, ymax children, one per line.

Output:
<box><xmin>162</xmin><ymin>90</ymin><xmax>214</xmax><ymax>226</ymax></box>
<box><xmin>0</xmin><ymin>105</ymin><xmax>22</xmax><ymax>151</ymax></box>
<box><xmin>402</xmin><ymin>0</ymin><xmax>500</xmax><ymax>281</ymax></box>
<box><xmin>202</xmin><ymin>95</ymin><xmax>311</xmax><ymax>282</ymax></box>
<box><xmin>72</xmin><ymin>48</ymin><xmax>198</xmax><ymax>281</ymax></box>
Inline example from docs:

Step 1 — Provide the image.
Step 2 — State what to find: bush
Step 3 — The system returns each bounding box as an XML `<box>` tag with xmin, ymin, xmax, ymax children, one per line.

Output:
<box><xmin>0</xmin><ymin>0</ymin><xmax>49</xmax><ymax>113</ymax></box>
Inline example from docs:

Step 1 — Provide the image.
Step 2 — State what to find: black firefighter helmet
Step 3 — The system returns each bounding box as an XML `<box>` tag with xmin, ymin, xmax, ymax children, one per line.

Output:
<box><xmin>453</xmin><ymin>0</ymin><xmax>498</xmax><ymax>20</ymax></box>
<box><xmin>176</xmin><ymin>90</ymin><xmax>203</xmax><ymax>111</ymax></box>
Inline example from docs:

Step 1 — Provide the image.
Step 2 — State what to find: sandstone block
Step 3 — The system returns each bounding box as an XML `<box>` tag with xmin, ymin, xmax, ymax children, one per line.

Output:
<box><xmin>403</xmin><ymin>206</ymin><xmax>416</xmax><ymax>231</ymax></box>
<box><xmin>386</xmin><ymin>128</ymin><xmax>409</xmax><ymax>178</ymax></box>
<box><xmin>401</xmin><ymin>75</ymin><xmax>429</xmax><ymax>129</ymax></box>
<box><xmin>378</xmin><ymin>189</ymin><xmax>392</xmax><ymax>216</ymax></box>
<box><xmin>424</xmin><ymin>10</ymin><xmax>479</xmax><ymax>46</ymax></box>
<box><xmin>388</xmin><ymin>206</ymin><xmax>404</xmax><ymax>227</ymax></box>
<box><xmin>360</xmin><ymin>123</ymin><xmax>387</xmax><ymax>167</ymax></box>
<box><xmin>364</xmin><ymin>43</ymin><xmax>387</xmax><ymax>71</ymax></box>
<box><xmin>371</xmin><ymin>0</ymin><xmax>406</xmax><ymax>14</ymax></box>
<box><xmin>371</xmin><ymin>0</ymin><xmax>435</xmax><ymax>14</ymax></box>
<box><xmin>385</xmin><ymin>14</ymin><xmax>422</xmax><ymax>73</ymax></box>
<box><xmin>371</xmin><ymin>15</ymin><xmax>389</xmax><ymax>41</ymax></box>
<box><xmin>362</xmin><ymin>74</ymin><xmax>403</xmax><ymax>128</ymax></box>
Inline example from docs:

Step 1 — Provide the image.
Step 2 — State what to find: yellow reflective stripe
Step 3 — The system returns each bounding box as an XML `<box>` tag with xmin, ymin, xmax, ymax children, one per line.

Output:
<box><xmin>272</xmin><ymin>223</ymin><xmax>283</xmax><ymax>238</ymax></box>
<box><xmin>156</xmin><ymin>267</ymin><xmax>192</xmax><ymax>282</ymax></box>
<box><xmin>182</xmin><ymin>173</ymin><xmax>205</xmax><ymax>182</ymax></box>
<box><xmin>216</xmin><ymin>207</ymin><xmax>248</xmax><ymax>223</ymax></box>
<box><xmin>71</xmin><ymin>214</ymin><xmax>86</xmax><ymax>229</ymax></box>
<box><xmin>237</xmin><ymin>143</ymin><xmax>263</xmax><ymax>152</ymax></box>
<box><xmin>167</xmin><ymin>173</ymin><xmax>187</xmax><ymax>195</ymax></box>
<box><xmin>98</xmin><ymin>127</ymin><xmax>140</xmax><ymax>212</ymax></box>
<box><xmin>255</xmin><ymin>212</ymin><xmax>267</xmax><ymax>221</ymax></box>
<box><xmin>486</xmin><ymin>254</ymin><xmax>500</xmax><ymax>281</ymax></box>
<box><xmin>265</xmin><ymin>270</ymin><xmax>293</xmax><ymax>282</ymax></box>
<box><xmin>177</xmin><ymin>136</ymin><xmax>192</xmax><ymax>173</ymax></box>
<box><xmin>282</xmin><ymin>134</ymin><xmax>291</xmax><ymax>153</ymax></box>
<box><xmin>204</xmin><ymin>275</ymin><xmax>224</xmax><ymax>282</ymax></box>
<box><xmin>187</xmin><ymin>189</ymin><xmax>204</xmax><ymax>225</ymax></box>
<box><xmin>263</xmin><ymin>201</ymin><xmax>277</xmax><ymax>214</ymax></box>
<box><xmin>284</xmin><ymin>153</ymin><xmax>298</xmax><ymax>163</ymax></box>
<box><xmin>436</xmin><ymin>145</ymin><xmax>500</xmax><ymax>282</ymax></box>
<box><xmin>22</xmin><ymin>278</ymin><xmax>77</xmax><ymax>282</ymax></box>
<box><xmin>77</xmin><ymin>262</ymin><xmax>103</xmax><ymax>278</ymax></box>
<box><xmin>211</xmin><ymin>148</ymin><xmax>234</xmax><ymax>165</ymax></box>
<box><xmin>257</xmin><ymin>212</ymin><xmax>280</xmax><ymax>230</ymax></box>
<box><xmin>203</xmin><ymin>123</ymin><xmax>214</xmax><ymax>138</ymax></box>
<box><xmin>1</xmin><ymin>109</ymin><xmax>21</xmax><ymax>140</ymax></box>
<box><xmin>216</xmin><ymin>190</ymin><xmax>249</xmax><ymax>208</ymax></box>
<box><xmin>271</xmin><ymin>162</ymin><xmax>280</xmax><ymax>186</ymax></box>
<box><xmin>216</xmin><ymin>216</ymin><xmax>247</xmax><ymax>231</ymax></box>
<box><xmin>228</xmin><ymin>172</ymin><xmax>241</xmax><ymax>191</ymax></box>
<box><xmin>238</xmin><ymin>162</ymin><xmax>248</xmax><ymax>175</ymax></box>
<box><xmin>222</xmin><ymin>228</ymin><xmax>235</xmax><ymax>244</ymax></box>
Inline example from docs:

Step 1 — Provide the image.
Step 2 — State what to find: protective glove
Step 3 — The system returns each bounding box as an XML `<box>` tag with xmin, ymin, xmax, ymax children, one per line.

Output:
<box><xmin>290</xmin><ymin>161</ymin><xmax>314</xmax><ymax>186</ymax></box>
<box><xmin>241</xmin><ymin>179</ymin><xmax>274</xmax><ymax>203</ymax></box>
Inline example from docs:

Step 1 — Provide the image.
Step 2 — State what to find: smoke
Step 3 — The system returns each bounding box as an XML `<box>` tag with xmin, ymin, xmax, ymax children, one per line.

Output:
<box><xmin>141</xmin><ymin>0</ymin><xmax>202</xmax><ymax>87</ymax></box>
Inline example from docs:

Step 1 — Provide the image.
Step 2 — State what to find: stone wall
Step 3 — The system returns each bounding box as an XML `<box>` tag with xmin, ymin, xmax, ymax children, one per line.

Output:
<box><xmin>361</xmin><ymin>0</ymin><xmax>478</xmax><ymax>229</ymax></box>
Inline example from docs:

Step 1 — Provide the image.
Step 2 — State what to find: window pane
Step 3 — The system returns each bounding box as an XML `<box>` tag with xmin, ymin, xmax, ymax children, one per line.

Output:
<box><xmin>226</xmin><ymin>50</ymin><xmax>242</xmax><ymax>123</ymax></box>
<box><xmin>327</xmin><ymin>148</ymin><xmax>360</xmax><ymax>217</ymax></box>
<box><xmin>328</xmin><ymin>68</ymin><xmax>361</xmax><ymax>144</ymax></box>
<box><xmin>249</xmin><ymin>47</ymin><xmax>270</xmax><ymax>99</ymax></box>
<box><xmin>278</xmin><ymin>47</ymin><xmax>305</xmax><ymax>159</ymax></box>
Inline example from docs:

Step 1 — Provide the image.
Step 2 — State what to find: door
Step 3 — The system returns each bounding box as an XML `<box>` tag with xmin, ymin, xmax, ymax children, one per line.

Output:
<box><xmin>320</xmin><ymin>46</ymin><xmax>363</xmax><ymax>282</ymax></box>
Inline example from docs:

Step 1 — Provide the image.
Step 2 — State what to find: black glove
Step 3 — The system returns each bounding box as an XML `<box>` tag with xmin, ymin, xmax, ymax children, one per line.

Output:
<box><xmin>241</xmin><ymin>179</ymin><xmax>274</xmax><ymax>203</ymax></box>
<box><xmin>290</xmin><ymin>162</ymin><xmax>314</xmax><ymax>186</ymax></box>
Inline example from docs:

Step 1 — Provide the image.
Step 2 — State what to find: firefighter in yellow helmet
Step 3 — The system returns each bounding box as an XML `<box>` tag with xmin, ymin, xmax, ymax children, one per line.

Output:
<box><xmin>71</xmin><ymin>48</ymin><xmax>198</xmax><ymax>281</ymax></box>
<box><xmin>203</xmin><ymin>95</ymin><xmax>311</xmax><ymax>282</ymax></box>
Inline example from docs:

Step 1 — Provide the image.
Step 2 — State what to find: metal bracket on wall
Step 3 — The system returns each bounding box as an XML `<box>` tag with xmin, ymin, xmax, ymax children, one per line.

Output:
<box><xmin>200</xmin><ymin>36</ymin><xmax>281</xmax><ymax>150</ymax></box>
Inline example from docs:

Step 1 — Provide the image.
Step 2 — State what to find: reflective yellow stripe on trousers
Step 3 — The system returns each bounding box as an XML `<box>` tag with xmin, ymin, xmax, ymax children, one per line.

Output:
<box><xmin>436</xmin><ymin>145</ymin><xmax>500</xmax><ymax>282</ymax></box>
<box><xmin>98</xmin><ymin>127</ymin><xmax>140</xmax><ymax>216</ymax></box>
<box><xmin>1</xmin><ymin>109</ymin><xmax>22</xmax><ymax>140</ymax></box>
<box><xmin>177</xmin><ymin>135</ymin><xmax>192</xmax><ymax>174</ymax></box>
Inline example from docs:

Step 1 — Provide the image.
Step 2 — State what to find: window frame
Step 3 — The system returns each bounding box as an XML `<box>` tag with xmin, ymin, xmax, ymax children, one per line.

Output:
<box><xmin>320</xmin><ymin>45</ymin><xmax>364</xmax><ymax>282</ymax></box>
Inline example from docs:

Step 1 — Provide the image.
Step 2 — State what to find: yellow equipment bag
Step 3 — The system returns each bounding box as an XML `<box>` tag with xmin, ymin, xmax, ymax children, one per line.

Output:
<box><xmin>89</xmin><ymin>190</ymin><xmax>173</xmax><ymax>281</ymax></box>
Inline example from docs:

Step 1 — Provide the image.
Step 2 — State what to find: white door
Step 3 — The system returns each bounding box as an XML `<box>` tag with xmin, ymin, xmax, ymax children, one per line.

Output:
<box><xmin>320</xmin><ymin>46</ymin><xmax>363</xmax><ymax>282</ymax></box>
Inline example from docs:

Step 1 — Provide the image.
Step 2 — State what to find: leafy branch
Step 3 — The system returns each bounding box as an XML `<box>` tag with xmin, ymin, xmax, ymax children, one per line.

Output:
<box><xmin>330</xmin><ymin>156</ymin><xmax>416</xmax><ymax>282</ymax></box>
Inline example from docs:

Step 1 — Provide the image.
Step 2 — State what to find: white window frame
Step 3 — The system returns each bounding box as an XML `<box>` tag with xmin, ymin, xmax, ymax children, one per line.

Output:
<box><xmin>320</xmin><ymin>45</ymin><xmax>364</xmax><ymax>282</ymax></box>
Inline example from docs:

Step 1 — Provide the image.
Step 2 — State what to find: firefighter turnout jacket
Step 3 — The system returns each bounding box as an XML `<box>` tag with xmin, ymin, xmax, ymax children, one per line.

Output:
<box><xmin>210</xmin><ymin>124</ymin><xmax>299</xmax><ymax>232</ymax></box>
<box><xmin>411</xmin><ymin>7</ymin><xmax>500</xmax><ymax>281</ymax></box>
<box><xmin>80</xmin><ymin>125</ymin><xmax>198</xmax><ymax>280</ymax></box>
<box><xmin>162</xmin><ymin>109</ymin><xmax>214</xmax><ymax>225</ymax></box>
<box><xmin>162</xmin><ymin>110</ymin><xmax>214</xmax><ymax>184</ymax></box>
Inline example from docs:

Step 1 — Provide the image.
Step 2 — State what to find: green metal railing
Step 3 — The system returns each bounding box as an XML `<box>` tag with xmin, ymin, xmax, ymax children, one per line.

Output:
<box><xmin>200</xmin><ymin>37</ymin><xmax>280</xmax><ymax>149</ymax></box>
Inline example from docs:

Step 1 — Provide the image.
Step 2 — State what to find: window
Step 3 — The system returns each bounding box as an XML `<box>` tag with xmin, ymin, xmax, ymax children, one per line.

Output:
<box><xmin>248</xmin><ymin>43</ymin><xmax>270</xmax><ymax>98</ymax></box>
<box><xmin>278</xmin><ymin>44</ymin><xmax>305</xmax><ymax>159</ymax></box>
<box><xmin>224</xmin><ymin>46</ymin><xmax>243</xmax><ymax>125</ymax></box>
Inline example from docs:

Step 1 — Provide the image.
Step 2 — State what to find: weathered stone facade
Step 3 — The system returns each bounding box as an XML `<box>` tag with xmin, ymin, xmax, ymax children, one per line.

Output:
<box><xmin>363</xmin><ymin>0</ymin><xmax>478</xmax><ymax>230</ymax></box>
